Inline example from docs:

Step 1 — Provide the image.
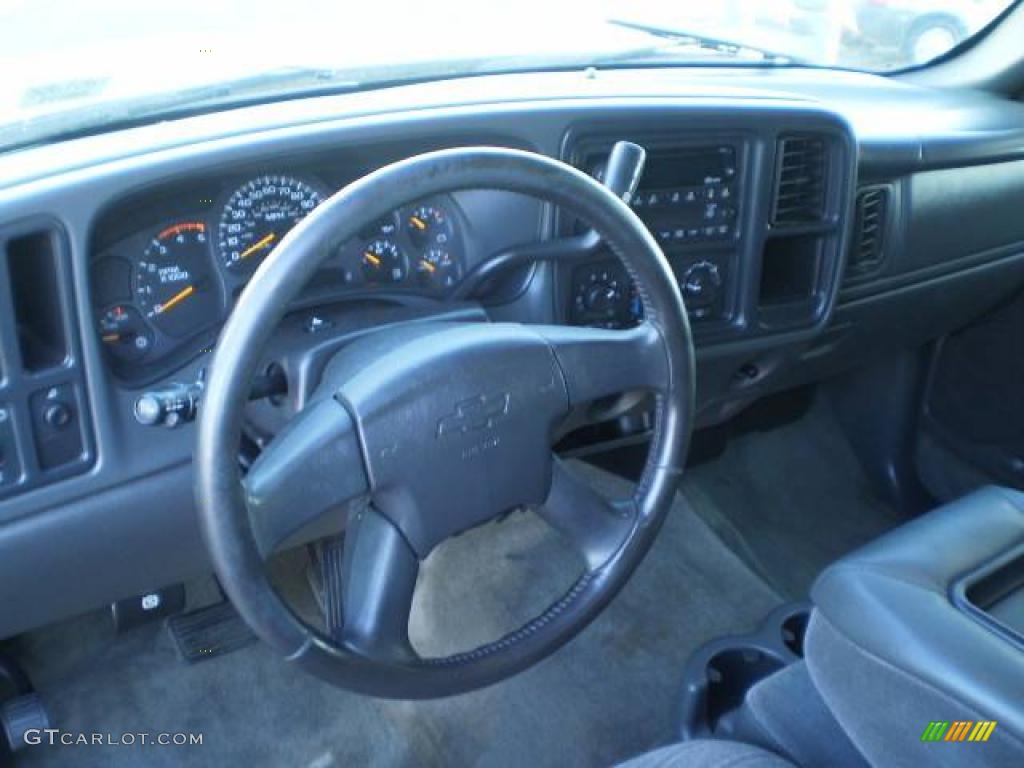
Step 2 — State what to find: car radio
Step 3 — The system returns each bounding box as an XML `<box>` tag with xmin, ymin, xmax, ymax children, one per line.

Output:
<box><xmin>627</xmin><ymin>145</ymin><xmax>739</xmax><ymax>246</ymax></box>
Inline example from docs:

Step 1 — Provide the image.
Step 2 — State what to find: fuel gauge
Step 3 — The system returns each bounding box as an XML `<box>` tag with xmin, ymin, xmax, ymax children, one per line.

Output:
<box><xmin>98</xmin><ymin>305</ymin><xmax>153</xmax><ymax>362</ymax></box>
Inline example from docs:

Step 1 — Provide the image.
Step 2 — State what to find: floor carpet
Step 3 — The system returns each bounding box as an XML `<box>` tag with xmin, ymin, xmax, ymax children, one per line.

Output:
<box><xmin>12</xmin><ymin>462</ymin><xmax>782</xmax><ymax>768</ymax></box>
<box><xmin>681</xmin><ymin>396</ymin><xmax>905</xmax><ymax>600</ymax></box>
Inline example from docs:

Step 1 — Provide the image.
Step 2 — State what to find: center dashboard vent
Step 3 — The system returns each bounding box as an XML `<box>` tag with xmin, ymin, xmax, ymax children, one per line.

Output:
<box><xmin>847</xmin><ymin>185</ymin><xmax>890</xmax><ymax>278</ymax></box>
<box><xmin>771</xmin><ymin>134</ymin><xmax>828</xmax><ymax>227</ymax></box>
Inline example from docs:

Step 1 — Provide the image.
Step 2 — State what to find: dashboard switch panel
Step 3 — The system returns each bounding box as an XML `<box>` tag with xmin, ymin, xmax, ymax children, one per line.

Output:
<box><xmin>29</xmin><ymin>384</ymin><xmax>86</xmax><ymax>472</ymax></box>
<box><xmin>0</xmin><ymin>219</ymin><xmax>94</xmax><ymax>501</ymax></box>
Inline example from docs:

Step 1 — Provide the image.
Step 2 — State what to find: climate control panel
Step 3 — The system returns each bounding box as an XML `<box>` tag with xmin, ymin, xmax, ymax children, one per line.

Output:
<box><xmin>569</xmin><ymin>256</ymin><xmax>728</xmax><ymax>329</ymax></box>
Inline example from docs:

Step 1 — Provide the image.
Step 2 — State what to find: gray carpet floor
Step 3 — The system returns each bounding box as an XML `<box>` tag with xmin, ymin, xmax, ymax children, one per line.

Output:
<box><xmin>681</xmin><ymin>396</ymin><xmax>905</xmax><ymax>600</ymax></box>
<box><xmin>12</xmin><ymin>462</ymin><xmax>782</xmax><ymax>768</ymax></box>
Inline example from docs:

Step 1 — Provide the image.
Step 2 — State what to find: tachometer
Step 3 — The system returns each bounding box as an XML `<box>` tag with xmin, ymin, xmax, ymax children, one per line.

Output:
<box><xmin>218</xmin><ymin>175</ymin><xmax>325</xmax><ymax>274</ymax></box>
<box><xmin>135</xmin><ymin>221</ymin><xmax>219</xmax><ymax>337</ymax></box>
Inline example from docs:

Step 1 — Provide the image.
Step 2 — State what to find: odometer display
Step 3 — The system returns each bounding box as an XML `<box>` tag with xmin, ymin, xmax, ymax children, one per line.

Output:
<box><xmin>218</xmin><ymin>175</ymin><xmax>324</xmax><ymax>274</ymax></box>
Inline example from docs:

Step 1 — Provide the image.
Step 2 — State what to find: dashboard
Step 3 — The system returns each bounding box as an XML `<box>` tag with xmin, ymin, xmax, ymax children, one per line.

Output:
<box><xmin>2</xmin><ymin>65</ymin><xmax>1024</xmax><ymax>639</ymax></box>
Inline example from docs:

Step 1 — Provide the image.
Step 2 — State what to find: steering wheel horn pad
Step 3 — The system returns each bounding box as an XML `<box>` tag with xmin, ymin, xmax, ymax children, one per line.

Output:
<box><xmin>195</xmin><ymin>146</ymin><xmax>694</xmax><ymax>698</ymax></box>
<box><xmin>324</xmin><ymin>321</ymin><xmax>568</xmax><ymax>556</ymax></box>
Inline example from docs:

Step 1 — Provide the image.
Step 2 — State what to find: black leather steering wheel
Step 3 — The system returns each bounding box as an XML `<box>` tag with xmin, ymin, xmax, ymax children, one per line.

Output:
<box><xmin>195</xmin><ymin>146</ymin><xmax>694</xmax><ymax>698</ymax></box>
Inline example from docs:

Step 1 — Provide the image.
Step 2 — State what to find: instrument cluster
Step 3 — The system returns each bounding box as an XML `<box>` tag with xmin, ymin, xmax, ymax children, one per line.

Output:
<box><xmin>90</xmin><ymin>173</ymin><xmax>466</xmax><ymax>373</ymax></box>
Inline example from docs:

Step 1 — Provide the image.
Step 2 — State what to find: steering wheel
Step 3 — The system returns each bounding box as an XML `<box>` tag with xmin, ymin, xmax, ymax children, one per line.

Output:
<box><xmin>195</xmin><ymin>146</ymin><xmax>694</xmax><ymax>698</ymax></box>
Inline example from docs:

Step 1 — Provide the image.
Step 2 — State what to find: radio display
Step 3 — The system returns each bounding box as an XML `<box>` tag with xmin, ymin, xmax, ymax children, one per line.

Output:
<box><xmin>638</xmin><ymin>146</ymin><xmax>735</xmax><ymax>190</ymax></box>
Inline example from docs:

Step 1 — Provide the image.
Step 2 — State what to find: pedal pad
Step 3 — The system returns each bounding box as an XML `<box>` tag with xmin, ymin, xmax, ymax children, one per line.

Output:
<box><xmin>307</xmin><ymin>536</ymin><xmax>346</xmax><ymax>641</ymax></box>
<box><xmin>1</xmin><ymin>693</ymin><xmax>49</xmax><ymax>753</ymax></box>
<box><xmin>321</xmin><ymin>535</ymin><xmax>346</xmax><ymax>641</ymax></box>
<box><xmin>167</xmin><ymin>602</ymin><xmax>255</xmax><ymax>663</ymax></box>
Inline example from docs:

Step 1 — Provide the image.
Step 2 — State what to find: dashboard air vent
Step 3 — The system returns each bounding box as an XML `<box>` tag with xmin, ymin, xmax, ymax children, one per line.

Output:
<box><xmin>847</xmin><ymin>186</ymin><xmax>889</xmax><ymax>277</ymax></box>
<box><xmin>772</xmin><ymin>135</ymin><xmax>828</xmax><ymax>227</ymax></box>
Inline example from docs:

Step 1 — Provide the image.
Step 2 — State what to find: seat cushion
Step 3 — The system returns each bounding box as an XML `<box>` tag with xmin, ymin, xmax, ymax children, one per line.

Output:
<box><xmin>616</xmin><ymin>740</ymin><xmax>795</xmax><ymax>768</ymax></box>
<box><xmin>807</xmin><ymin>485</ymin><xmax>1024</xmax><ymax>767</ymax></box>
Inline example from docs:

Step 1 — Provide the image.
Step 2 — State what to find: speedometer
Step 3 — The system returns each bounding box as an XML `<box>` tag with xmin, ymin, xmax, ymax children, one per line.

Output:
<box><xmin>218</xmin><ymin>175</ymin><xmax>324</xmax><ymax>274</ymax></box>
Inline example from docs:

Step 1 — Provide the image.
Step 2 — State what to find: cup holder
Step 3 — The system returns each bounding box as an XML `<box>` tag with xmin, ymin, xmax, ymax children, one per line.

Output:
<box><xmin>704</xmin><ymin>648</ymin><xmax>788</xmax><ymax>729</ymax></box>
<box><xmin>780</xmin><ymin>610</ymin><xmax>810</xmax><ymax>658</ymax></box>
<box><xmin>679</xmin><ymin>602</ymin><xmax>812</xmax><ymax>740</ymax></box>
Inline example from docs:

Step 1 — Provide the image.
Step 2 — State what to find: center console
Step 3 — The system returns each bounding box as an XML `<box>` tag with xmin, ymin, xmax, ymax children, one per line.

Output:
<box><xmin>565</xmin><ymin>138</ymin><xmax>745</xmax><ymax>330</ymax></box>
<box><xmin>807</xmin><ymin>486</ymin><xmax>1024</xmax><ymax>765</ymax></box>
<box><xmin>560</xmin><ymin>122</ymin><xmax>852</xmax><ymax>356</ymax></box>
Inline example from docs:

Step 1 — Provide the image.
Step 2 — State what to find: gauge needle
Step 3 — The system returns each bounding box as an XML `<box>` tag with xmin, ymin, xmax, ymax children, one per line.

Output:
<box><xmin>364</xmin><ymin>251</ymin><xmax>381</xmax><ymax>267</ymax></box>
<box><xmin>409</xmin><ymin>216</ymin><xmax>427</xmax><ymax>231</ymax></box>
<box><xmin>239</xmin><ymin>232</ymin><xmax>276</xmax><ymax>261</ymax></box>
<box><xmin>156</xmin><ymin>284</ymin><xmax>195</xmax><ymax>315</ymax></box>
<box><xmin>419</xmin><ymin>259</ymin><xmax>436</xmax><ymax>273</ymax></box>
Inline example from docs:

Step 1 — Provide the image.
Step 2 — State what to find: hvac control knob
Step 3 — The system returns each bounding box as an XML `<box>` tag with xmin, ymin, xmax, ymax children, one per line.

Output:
<box><xmin>584</xmin><ymin>282</ymin><xmax>622</xmax><ymax>314</ymax></box>
<box><xmin>682</xmin><ymin>261</ymin><xmax>722</xmax><ymax>313</ymax></box>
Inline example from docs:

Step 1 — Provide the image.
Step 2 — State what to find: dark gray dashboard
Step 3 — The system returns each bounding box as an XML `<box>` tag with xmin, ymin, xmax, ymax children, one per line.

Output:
<box><xmin>2</xmin><ymin>66</ymin><xmax>1024</xmax><ymax>639</ymax></box>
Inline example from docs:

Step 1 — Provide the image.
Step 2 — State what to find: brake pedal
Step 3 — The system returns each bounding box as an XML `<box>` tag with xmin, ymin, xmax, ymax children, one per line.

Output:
<box><xmin>167</xmin><ymin>602</ymin><xmax>255</xmax><ymax>663</ymax></box>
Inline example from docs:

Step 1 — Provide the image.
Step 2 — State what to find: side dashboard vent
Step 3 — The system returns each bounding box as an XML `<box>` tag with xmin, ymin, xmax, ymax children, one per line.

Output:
<box><xmin>847</xmin><ymin>185</ymin><xmax>890</xmax><ymax>278</ymax></box>
<box><xmin>772</xmin><ymin>135</ymin><xmax>828</xmax><ymax>227</ymax></box>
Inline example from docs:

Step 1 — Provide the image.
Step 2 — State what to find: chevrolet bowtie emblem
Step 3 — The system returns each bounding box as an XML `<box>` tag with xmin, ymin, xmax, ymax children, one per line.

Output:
<box><xmin>437</xmin><ymin>393</ymin><xmax>511</xmax><ymax>437</ymax></box>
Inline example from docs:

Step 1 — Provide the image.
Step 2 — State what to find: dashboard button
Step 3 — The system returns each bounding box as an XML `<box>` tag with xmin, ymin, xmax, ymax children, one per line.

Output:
<box><xmin>30</xmin><ymin>385</ymin><xmax>84</xmax><ymax>471</ymax></box>
<box><xmin>44</xmin><ymin>403</ymin><xmax>71</xmax><ymax>429</ymax></box>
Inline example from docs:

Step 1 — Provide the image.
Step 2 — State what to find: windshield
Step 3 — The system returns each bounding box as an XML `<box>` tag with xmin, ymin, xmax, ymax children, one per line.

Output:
<box><xmin>0</xmin><ymin>0</ymin><xmax>1016</xmax><ymax>153</ymax></box>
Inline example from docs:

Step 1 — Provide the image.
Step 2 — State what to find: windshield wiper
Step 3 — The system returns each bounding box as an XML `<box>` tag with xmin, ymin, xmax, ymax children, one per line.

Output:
<box><xmin>604</xmin><ymin>18</ymin><xmax>807</xmax><ymax>65</ymax></box>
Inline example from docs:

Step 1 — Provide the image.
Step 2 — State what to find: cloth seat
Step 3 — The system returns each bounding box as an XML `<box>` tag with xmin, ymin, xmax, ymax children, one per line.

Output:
<box><xmin>807</xmin><ymin>485</ymin><xmax>1024</xmax><ymax>768</ymax></box>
